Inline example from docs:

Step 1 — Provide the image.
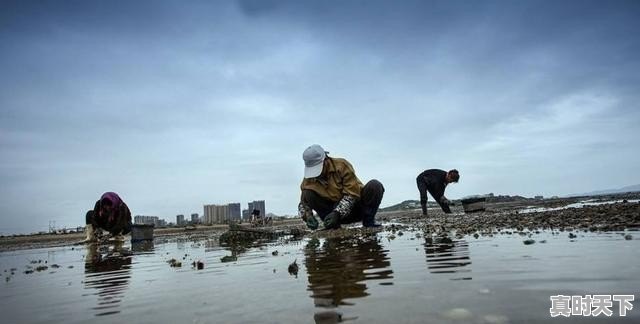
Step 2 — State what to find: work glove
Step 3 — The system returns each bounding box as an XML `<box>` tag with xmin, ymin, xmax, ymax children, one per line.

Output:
<box><xmin>305</xmin><ymin>215</ymin><xmax>319</xmax><ymax>230</ymax></box>
<box><xmin>323</xmin><ymin>211</ymin><xmax>341</xmax><ymax>229</ymax></box>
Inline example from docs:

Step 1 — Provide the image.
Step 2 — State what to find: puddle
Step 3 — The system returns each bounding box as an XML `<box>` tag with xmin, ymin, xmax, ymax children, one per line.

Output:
<box><xmin>520</xmin><ymin>199</ymin><xmax>640</xmax><ymax>213</ymax></box>
<box><xmin>1</xmin><ymin>228</ymin><xmax>639</xmax><ymax>323</ymax></box>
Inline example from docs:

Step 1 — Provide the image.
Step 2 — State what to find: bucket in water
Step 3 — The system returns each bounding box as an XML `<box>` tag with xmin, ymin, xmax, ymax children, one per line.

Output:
<box><xmin>131</xmin><ymin>224</ymin><xmax>154</xmax><ymax>242</ymax></box>
<box><xmin>461</xmin><ymin>196</ymin><xmax>487</xmax><ymax>213</ymax></box>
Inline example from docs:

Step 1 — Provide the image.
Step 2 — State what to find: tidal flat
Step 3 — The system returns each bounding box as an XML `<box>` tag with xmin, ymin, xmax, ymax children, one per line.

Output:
<box><xmin>1</xmin><ymin>197</ymin><xmax>639</xmax><ymax>323</ymax></box>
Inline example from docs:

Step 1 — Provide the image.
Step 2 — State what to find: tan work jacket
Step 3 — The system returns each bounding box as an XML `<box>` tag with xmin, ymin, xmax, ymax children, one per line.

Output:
<box><xmin>300</xmin><ymin>157</ymin><xmax>364</xmax><ymax>202</ymax></box>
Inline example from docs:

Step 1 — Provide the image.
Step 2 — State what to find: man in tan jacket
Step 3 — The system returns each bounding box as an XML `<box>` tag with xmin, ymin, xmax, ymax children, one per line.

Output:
<box><xmin>298</xmin><ymin>144</ymin><xmax>384</xmax><ymax>229</ymax></box>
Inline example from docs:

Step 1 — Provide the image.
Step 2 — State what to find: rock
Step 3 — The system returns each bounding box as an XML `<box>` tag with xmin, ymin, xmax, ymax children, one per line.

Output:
<box><xmin>288</xmin><ymin>259</ymin><xmax>299</xmax><ymax>276</ymax></box>
<box><xmin>192</xmin><ymin>260</ymin><xmax>204</xmax><ymax>270</ymax></box>
<box><xmin>523</xmin><ymin>239</ymin><xmax>535</xmax><ymax>245</ymax></box>
<box><xmin>624</xmin><ymin>234</ymin><xmax>633</xmax><ymax>240</ymax></box>
<box><xmin>568</xmin><ymin>233</ymin><xmax>577</xmax><ymax>239</ymax></box>
<box><xmin>272</xmin><ymin>250</ymin><xmax>279</xmax><ymax>256</ymax></box>
<box><xmin>220</xmin><ymin>255</ymin><xmax>237</xmax><ymax>263</ymax></box>
<box><xmin>167</xmin><ymin>258</ymin><xmax>183</xmax><ymax>267</ymax></box>
<box><xmin>314</xmin><ymin>310</ymin><xmax>343</xmax><ymax>324</ymax></box>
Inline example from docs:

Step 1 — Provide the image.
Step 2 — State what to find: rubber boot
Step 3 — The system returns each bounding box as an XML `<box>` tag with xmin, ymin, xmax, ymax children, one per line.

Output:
<box><xmin>83</xmin><ymin>224</ymin><xmax>97</xmax><ymax>243</ymax></box>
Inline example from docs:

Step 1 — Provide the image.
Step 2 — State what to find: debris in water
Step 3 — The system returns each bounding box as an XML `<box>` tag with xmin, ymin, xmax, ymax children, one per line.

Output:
<box><xmin>192</xmin><ymin>260</ymin><xmax>204</xmax><ymax>270</ymax></box>
<box><xmin>50</xmin><ymin>264</ymin><xmax>60</xmax><ymax>269</ymax></box>
<box><xmin>288</xmin><ymin>259</ymin><xmax>298</xmax><ymax>276</ymax></box>
<box><xmin>167</xmin><ymin>259</ymin><xmax>182</xmax><ymax>267</ymax></box>
<box><xmin>523</xmin><ymin>239</ymin><xmax>535</xmax><ymax>245</ymax></box>
<box><xmin>272</xmin><ymin>250</ymin><xmax>279</xmax><ymax>256</ymax></box>
<box><xmin>624</xmin><ymin>234</ymin><xmax>633</xmax><ymax>240</ymax></box>
<box><xmin>220</xmin><ymin>255</ymin><xmax>237</xmax><ymax>263</ymax></box>
<box><xmin>35</xmin><ymin>265</ymin><xmax>48</xmax><ymax>272</ymax></box>
<box><xmin>569</xmin><ymin>233</ymin><xmax>577</xmax><ymax>239</ymax></box>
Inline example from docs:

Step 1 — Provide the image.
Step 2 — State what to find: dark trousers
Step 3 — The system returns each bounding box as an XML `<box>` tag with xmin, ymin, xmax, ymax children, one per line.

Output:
<box><xmin>301</xmin><ymin>179</ymin><xmax>385</xmax><ymax>226</ymax></box>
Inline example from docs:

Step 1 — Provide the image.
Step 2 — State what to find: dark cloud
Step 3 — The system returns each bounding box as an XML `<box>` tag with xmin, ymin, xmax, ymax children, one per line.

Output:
<box><xmin>1</xmin><ymin>0</ymin><xmax>639</xmax><ymax>234</ymax></box>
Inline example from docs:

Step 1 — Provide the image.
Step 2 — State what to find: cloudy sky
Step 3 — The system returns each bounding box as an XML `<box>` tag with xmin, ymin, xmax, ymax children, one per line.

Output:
<box><xmin>1</xmin><ymin>0</ymin><xmax>639</xmax><ymax>234</ymax></box>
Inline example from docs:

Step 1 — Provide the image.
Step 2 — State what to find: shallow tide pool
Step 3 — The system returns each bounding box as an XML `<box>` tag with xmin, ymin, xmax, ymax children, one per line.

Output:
<box><xmin>1</xmin><ymin>229</ymin><xmax>639</xmax><ymax>323</ymax></box>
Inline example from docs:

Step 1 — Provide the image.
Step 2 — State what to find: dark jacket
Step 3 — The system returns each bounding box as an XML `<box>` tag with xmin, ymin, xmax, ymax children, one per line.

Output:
<box><xmin>88</xmin><ymin>192</ymin><xmax>132</xmax><ymax>235</ymax></box>
<box><xmin>416</xmin><ymin>169</ymin><xmax>451</xmax><ymax>213</ymax></box>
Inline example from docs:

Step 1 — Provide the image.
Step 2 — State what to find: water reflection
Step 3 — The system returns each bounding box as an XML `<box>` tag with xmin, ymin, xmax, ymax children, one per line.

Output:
<box><xmin>304</xmin><ymin>234</ymin><xmax>393</xmax><ymax>308</ymax></box>
<box><xmin>83</xmin><ymin>242</ymin><xmax>132</xmax><ymax>316</ymax></box>
<box><xmin>131</xmin><ymin>240</ymin><xmax>155</xmax><ymax>254</ymax></box>
<box><xmin>424</xmin><ymin>235</ymin><xmax>472</xmax><ymax>280</ymax></box>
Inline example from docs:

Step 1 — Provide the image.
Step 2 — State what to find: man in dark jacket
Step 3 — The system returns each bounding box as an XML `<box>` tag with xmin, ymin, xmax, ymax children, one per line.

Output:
<box><xmin>416</xmin><ymin>169</ymin><xmax>460</xmax><ymax>216</ymax></box>
<box><xmin>298</xmin><ymin>144</ymin><xmax>385</xmax><ymax>229</ymax></box>
<box><xmin>83</xmin><ymin>192</ymin><xmax>132</xmax><ymax>242</ymax></box>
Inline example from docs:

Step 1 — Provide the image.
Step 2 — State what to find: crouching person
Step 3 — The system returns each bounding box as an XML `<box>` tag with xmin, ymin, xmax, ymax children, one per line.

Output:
<box><xmin>298</xmin><ymin>144</ymin><xmax>385</xmax><ymax>230</ymax></box>
<box><xmin>83</xmin><ymin>192</ymin><xmax>132</xmax><ymax>243</ymax></box>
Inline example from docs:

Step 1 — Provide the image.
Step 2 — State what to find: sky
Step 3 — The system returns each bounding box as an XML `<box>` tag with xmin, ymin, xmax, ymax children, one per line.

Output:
<box><xmin>1</xmin><ymin>0</ymin><xmax>639</xmax><ymax>234</ymax></box>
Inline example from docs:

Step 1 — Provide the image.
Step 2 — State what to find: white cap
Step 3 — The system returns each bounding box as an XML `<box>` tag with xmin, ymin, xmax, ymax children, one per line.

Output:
<box><xmin>303</xmin><ymin>144</ymin><xmax>327</xmax><ymax>178</ymax></box>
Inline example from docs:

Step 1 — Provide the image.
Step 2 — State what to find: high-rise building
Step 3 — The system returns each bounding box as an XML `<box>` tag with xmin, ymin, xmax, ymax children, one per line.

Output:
<box><xmin>248</xmin><ymin>202</ymin><xmax>254</xmax><ymax>215</ymax></box>
<box><xmin>252</xmin><ymin>200</ymin><xmax>266</xmax><ymax>218</ymax></box>
<box><xmin>191</xmin><ymin>213</ymin><xmax>199</xmax><ymax>224</ymax></box>
<box><xmin>242</xmin><ymin>209</ymin><xmax>250</xmax><ymax>220</ymax></box>
<box><xmin>203</xmin><ymin>204</ymin><xmax>230</xmax><ymax>224</ymax></box>
<box><xmin>228</xmin><ymin>203</ymin><xmax>241</xmax><ymax>221</ymax></box>
<box><xmin>134</xmin><ymin>215</ymin><xmax>164</xmax><ymax>227</ymax></box>
<box><xmin>176</xmin><ymin>214</ymin><xmax>185</xmax><ymax>226</ymax></box>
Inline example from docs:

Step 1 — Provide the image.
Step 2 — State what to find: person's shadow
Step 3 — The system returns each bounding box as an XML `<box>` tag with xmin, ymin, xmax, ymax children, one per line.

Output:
<box><xmin>83</xmin><ymin>242</ymin><xmax>133</xmax><ymax>316</ymax></box>
<box><xmin>304</xmin><ymin>234</ymin><xmax>393</xmax><ymax>309</ymax></box>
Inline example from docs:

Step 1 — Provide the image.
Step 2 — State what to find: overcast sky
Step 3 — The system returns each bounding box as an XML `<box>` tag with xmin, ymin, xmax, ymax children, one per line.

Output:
<box><xmin>1</xmin><ymin>0</ymin><xmax>639</xmax><ymax>234</ymax></box>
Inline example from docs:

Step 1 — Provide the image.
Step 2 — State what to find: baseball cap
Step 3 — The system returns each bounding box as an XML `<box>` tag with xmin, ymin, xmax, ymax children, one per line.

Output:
<box><xmin>303</xmin><ymin>144</ymin><xmax>327</xmax><ymax>178</ymax></box>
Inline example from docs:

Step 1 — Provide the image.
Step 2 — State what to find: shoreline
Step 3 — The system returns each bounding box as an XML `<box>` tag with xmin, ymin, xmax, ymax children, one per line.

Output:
<box><xmin>2</xmin><ymin>193</ymin><xmax>639</xmax><ymax>252</ymax></box>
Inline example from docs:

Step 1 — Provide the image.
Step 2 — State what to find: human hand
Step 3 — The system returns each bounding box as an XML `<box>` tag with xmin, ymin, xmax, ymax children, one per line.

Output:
<box><xmin>323</xmin><ymin>212</ymin><xmax>340</xmax><ymax>229</ymax></box>
<box><xmin>305</xmin><ymin>215</ymin><xmax>319</xmax><ymax>230</ymax></box>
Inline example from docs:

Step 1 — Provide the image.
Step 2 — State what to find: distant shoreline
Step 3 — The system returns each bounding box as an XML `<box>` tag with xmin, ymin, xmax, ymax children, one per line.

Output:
<box><xmin>2</xmin><ymin>192</ymin><xmax>639</xmax><ymax>252</ymax></box>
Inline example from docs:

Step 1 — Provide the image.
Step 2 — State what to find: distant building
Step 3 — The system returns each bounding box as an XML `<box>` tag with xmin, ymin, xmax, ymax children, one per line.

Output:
<box><xmin>534</xmin><ymin>195</ymin><xmax>544</xmax><ymax>200</ymax></box>
<box><xmin>252</xmin><ymin>200</ymin><xmax>266</xmax><ymax>218</ymax></box>
<box><xmin>242</xmin><ymin>209</ymin><xmax>250</xmax><ymax>220</ymax></box>
<box><xmin>134</xmin><ymin>215</ymin><xmax>164</xmax><ymax>227</ymax></box>
<box><xmin>228</xmin><ymin>203</ymin><xmax>241</xmax><ymax>221</ymax></box>
<box><xmin>176</xmin><ymin>214</ymin><xmax>185</xmax><ymax>226</ymax></box>
<box><xmin>247</xmin><ymin>202</ymin><xmax>254</xmax><ymax>218</ymax></box>
<box><xmin>203</xmin><ymin>204</ymin><xmax>230</xmax><ymax>224</ymax></box>
<box><xmin>191</xmin><ymin>213</ymin><xmax>199</xmax><ymax>224</ymax></box>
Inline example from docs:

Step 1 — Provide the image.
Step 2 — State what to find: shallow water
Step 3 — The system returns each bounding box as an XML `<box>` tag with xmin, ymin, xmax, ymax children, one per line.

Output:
<box><xmin>1</xmin><ymin>228</ymin><xmax>639</xmax><ymax>323</ymax></box>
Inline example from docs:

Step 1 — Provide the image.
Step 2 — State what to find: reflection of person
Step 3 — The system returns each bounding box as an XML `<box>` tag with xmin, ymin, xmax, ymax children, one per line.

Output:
<box><xmin>83</xmin><ymin>192</ymin><xmax>132</xmax><ymax>242</ymax></box>
<box><xmin>416</xmin><ymin>169</ymin><xmax>460</xmax><ymax>216</ymax></box>
<box><xmin>424</xmin><ymin>235</ymin><xmax>472</xmax><ymax>279</ymax></box>
<box><xmin>84</xmin><ymin>242</ymin><xmax>132</xmax><ymax>316</ymax></box>
<box><xmin>304</xmin><ymin>235</ymin><xmax>392</xmax><ymax>308</ymax></box>
<box><xmin>299</xmin><ymin>144</ymin><xmax>385</xmax><ymax>229</ymax></box>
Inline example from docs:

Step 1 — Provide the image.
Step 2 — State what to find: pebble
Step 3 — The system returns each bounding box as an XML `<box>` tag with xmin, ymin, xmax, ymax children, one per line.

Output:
<box><xmin>624</xmin><ymin>234</ymin><xmax>633</xmax><ymax>240</ymax></box>
<box><xmin>523</xmin><ymin>239</ymin><xmax>535</xmax><ymax>245</ymax></box>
